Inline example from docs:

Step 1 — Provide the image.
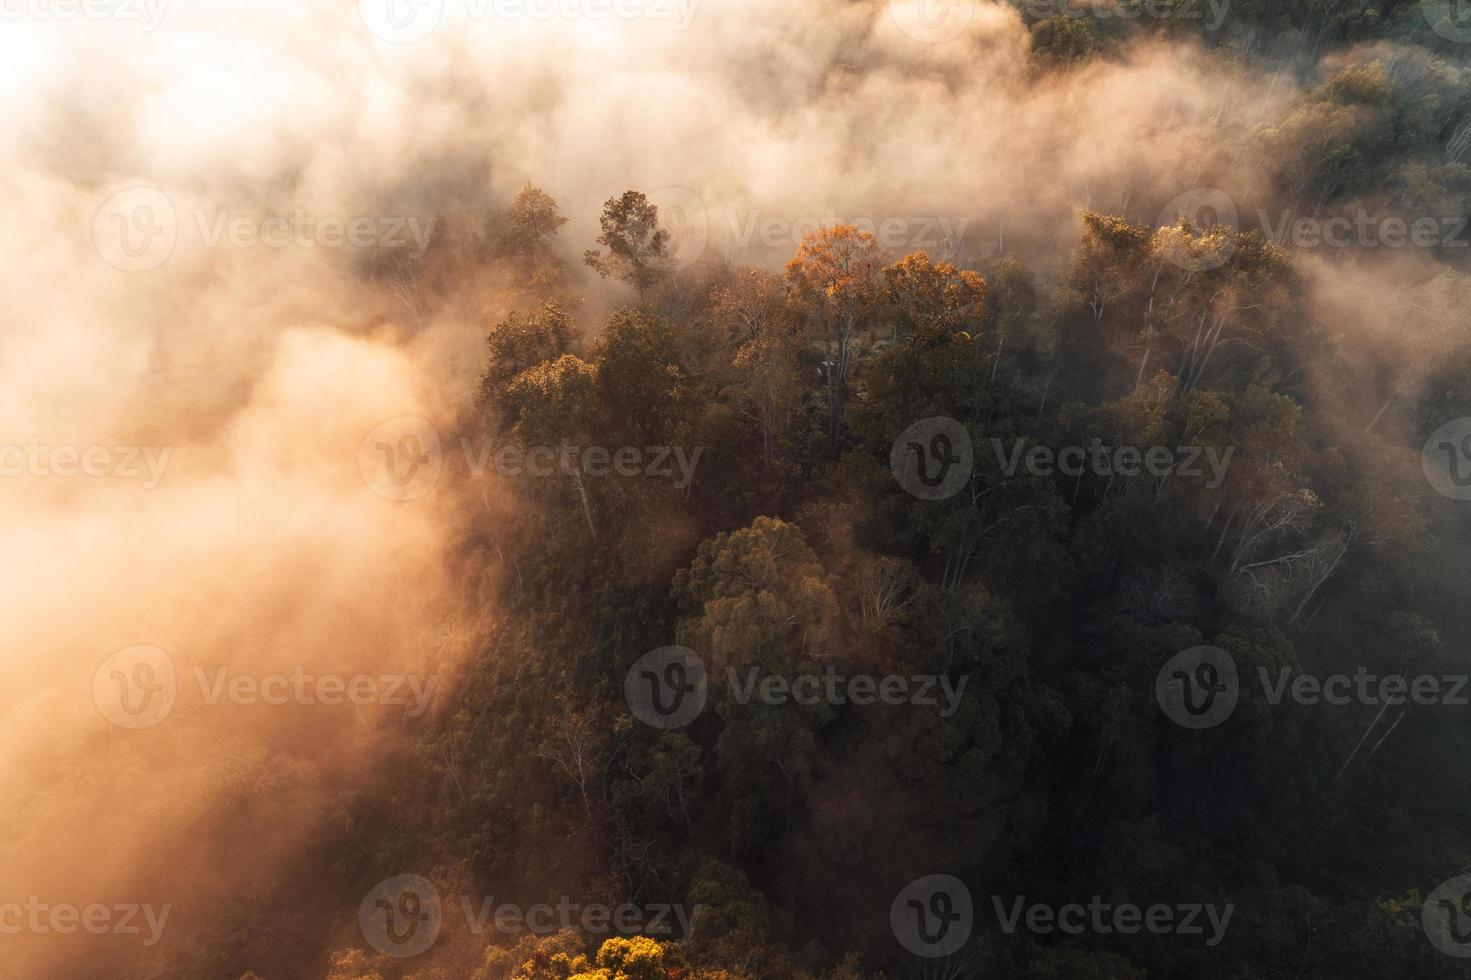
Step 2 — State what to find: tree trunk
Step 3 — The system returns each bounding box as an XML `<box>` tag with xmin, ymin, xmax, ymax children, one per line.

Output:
<box><xmin>571</xmin><ymin>470</ymin><xmax>597</xmax><ymax>539</ymax></box>
<box><xmin>829</xmin><ymin>374</ymin><xmax>845</xmax><ymax>459</ymax></box>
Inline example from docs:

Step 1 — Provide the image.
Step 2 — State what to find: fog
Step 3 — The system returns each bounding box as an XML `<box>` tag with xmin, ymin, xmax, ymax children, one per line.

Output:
<box><xmin>0</xmin><ymin>0</ymin><xmax>1450</xmax><ymax>974</ymax></box>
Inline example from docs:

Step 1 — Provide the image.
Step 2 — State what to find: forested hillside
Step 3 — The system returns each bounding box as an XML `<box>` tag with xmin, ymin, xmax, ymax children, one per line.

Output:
<box><xmin>11</xmin><ymin>0</ymin><xmax>1471</xmax><ymax>978</ymax></box>
<box><xmin>276</xmin><ymin>5</ymin><xmax>1471</xmax><ymax>976</ymax></box>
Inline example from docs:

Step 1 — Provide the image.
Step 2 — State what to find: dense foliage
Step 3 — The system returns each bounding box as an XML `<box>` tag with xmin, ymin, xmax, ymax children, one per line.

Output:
<box><xmin>182</xmin><ymin>6</ymin><xmax>1471</xmax><ymax>978</ymax></box>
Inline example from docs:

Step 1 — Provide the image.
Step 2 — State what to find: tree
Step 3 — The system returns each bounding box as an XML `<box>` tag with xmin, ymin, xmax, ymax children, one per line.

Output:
<box><xmin>983</xmin><ymin>257</ymin><xmax>1037</xmax><ymax>387</ymax></box>
<box><xmin>713</xmin><ymin>271</ymin><xmax>803</xmax><ymax>469</ymax></box>
<box><xmin>674</xmin><ymin>516</ymin><xmax>838</xmax><ymax>678</ymax></box>
<box><xmin>1198</xmin><ymin>385</ymin><xmax>1323</xmax><ymax>614</ymax></box>
<box><xmin>1063</xmin><ymin>212</ymin><xmax>1152</xmax><ymax>330</ymax></box>
<box><xmin>785</xmin><ymin>226</ymin><xmax>888</xmax><ymax>457</ymax></box>
<box><xmin>473</xmin><ymin>931</ymin><xmax>590</xmax><ymax>980</ymax></box>
<box><xmin>590</xmin><ymin>309</ymin><xmax>692</xmax><ymax>446</ymax></box>
<box><xmin>711</xmin><ymin>267</ymin><xmax>787</xmax><ymax>346</ymax></box>
<box><xmin>1030</xmin><ymin>14</ymin><xmax>1101</xmax><ymax>66</ymax></box>
<box><xmin>882</xmin><ymin>250</ymin><xmax>988</xmax><ymax>341</ymax></box>
<box><xmin>504</xmin><ymin>354</ymin><xmax>602</xmax><ymax>536</ymax></box>
<box><xmin>478</xmin><ymin>303</ymin><xmax>574</xmax><ymax>412</ymax></box>
<box><xmin>584</xmin><ymin>191</ymin><xmax>670</xmax><ymax>299</ymax></box>
<box><xmin>495</xmin><ymin>184</ymin><xmax>568</xmax><ymax>276</ymax></box>
<box><xmin>1147</xmin><ymin>227</ymin><xmax>1294</xmax><ymax>398</ymax></box>
<box><xmin>325</xmin><ymin>950</ymin><xmax>387</xmax><ymax>980</ymax></box>
<box><xmin>537</xmin><ymin>696</ymin><xmax>607</xmax><ymax>819</ymax></box>
<box><xmin>850</xmin><ymin>555</ymin><xmax>919</xmax><ymax>639</ymax></box>
<box><xmin>614</xmin><ymin>732</ymin><xmax>703</xmax><ymax>839</ymax></box>
<box><xmin>568</xmin><ymin>936</ymin><xmax>668</xmax><ymax>980</ymax></box>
